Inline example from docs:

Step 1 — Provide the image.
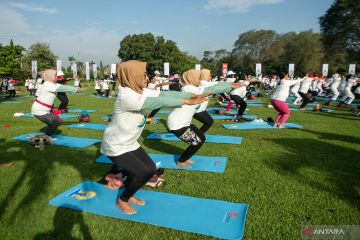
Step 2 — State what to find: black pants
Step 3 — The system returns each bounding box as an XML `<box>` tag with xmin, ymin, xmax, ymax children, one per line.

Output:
<box><xmin>230</xmin><ymin>95</ymin><xmax>247</xmax><ymax>116</ymax></box>
<box><xmin>299</xmin><ymin>91</ymin><xmax>311</xmax><ymax>108</ymax></box>
<box><xmin>35</xmin><ymin>113</ymin><xmax>60</xmax><ymax>136</ymax></box>
<box><xmin>104</xmin><ymin>89</ymin><xmax>110</xmax><ymax>97</ymax></box>
<box><xmin>193</xmin><ymin>111</ymin><xmax>214</xmax><ymax>133</ymax></box>
<box><xmin>220</xmin><ymin>93</ymin><xmax>231</xmax><ymax>102</ymax></box>
<box><xmin>96</xmin><ymin>89</ymin><xmax>101</xmax><ymax>95</ymax></box>
<box><xmin>9</xmin><ymin>90</ymin><xmax>16</xmax><ymax>97</ymax></box>
<box><xmin>148</xmin><ymin>108</ymin><xmax>160</xmax><ymax>118</ymax></box>
<box><xmin>57</xmin><ymin>92</ymin><xmax>69</xmax><ymax>110</ymax></box>
<box><xmin>170</xmin><ymin>124</ymin><xmax>206</xmax><ymax>162</ymax></box>
<box><xmin>108</xmin><ymin>147</ymin><xmax>156</xmax><ymax>202</ymax></box>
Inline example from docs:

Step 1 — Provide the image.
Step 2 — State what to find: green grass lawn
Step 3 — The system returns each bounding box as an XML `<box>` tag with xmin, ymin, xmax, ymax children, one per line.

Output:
<box><xmin>0</xmin><ymin>85</ymin><xmax>359</xmax><ymax>240</ymax></box>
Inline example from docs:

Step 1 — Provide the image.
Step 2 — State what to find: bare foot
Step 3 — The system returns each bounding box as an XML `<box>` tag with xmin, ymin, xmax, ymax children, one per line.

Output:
<box><xmin>278</xmin><ymin>125</ymin><xmax>285</xmax><ymax>129</ymax></box>
<box><xmin>185</xmin><ymin>159</ymin><xmax>195</xmax><ymax>163</ymax></box>
<box><xmin>116</xmin><ymin>199</ymin><xmax>137</xmax><ymax>215</ymax></box>
<box><xmin>129</xmin><ymin>197</ymin><xmax>145</xmax><ymax>206</ymax></box>
<box><xmin>177</xmin><ymin>161</ymin><xmax>192</xmax><ymax>168</ymax></box>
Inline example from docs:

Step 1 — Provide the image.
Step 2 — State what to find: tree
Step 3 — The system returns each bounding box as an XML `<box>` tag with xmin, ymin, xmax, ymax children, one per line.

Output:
<box><xmin>23</xmin><ymin>43</ymin><xmax>57</xmax><ymax>73</ymax></box>
<box><xmin>118</xmin><ymin>33</ymin><xmax>199</xmax><ymax>75</ymax></box>
<box><xmin>0</xmin><ymin>39</ymin><xmax>25</xmax><ymax>77</ymax></box>
<box><xmin>319</xmin><ymin>0</ymin><xmax>360</xmax><ymax>68</ymax></box>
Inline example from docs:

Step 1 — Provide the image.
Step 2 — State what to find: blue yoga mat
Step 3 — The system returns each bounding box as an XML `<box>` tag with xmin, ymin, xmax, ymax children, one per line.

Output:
<box><xmin>101</xmin><ymin>116</ymin><xmax>163</xmax><ymax>123</ymax></box>
<box><xmin>0</xmin><ymin>101</ymin><xmax>22</xmax><ymax>104</ymax></box>
<box><xmin>13</xmin><ymin>133</ymin><xmax>101</xmax><ymax>148</ymax></box>
<box><xmin>206</xmin><ymin>108</ymin><xmax>245</xmax><ymax>115</ymax></box>
<box><xmin>158</xmin><ymin>110</ymin><xmax>172</xmax><ymax>114</ymax></box>
<box><xmin>67</xmin><ymin>109</ymin><xmax>98</xmax><ymax>113</ymax></box>
<box><xmin>223</xmin><ymin>122</ymin><xmax>303</xmax><ymax>130</ymax></box>
<box><xmin>287</xmin><ymin>102</ymin><xmax>320</xmax><ymax>106</ymax></box>
<box><xmin>96</xmin><ymin>153</ymin><xmax>227</xmax><ymax>173</ymax></box>
<box><xmin>18</xmin><ymin>113</ymin><xmax>79</xmax><ymax>119</ymax></box>
<box><xmin>289</xmin><ymin>108</ymin><xmax>334</xmax><ymax>112</ymax></box>
<box><xmin>246</xmin><ymin>100</ymin><xmax>261</xmax><ymax>104</ymax></box>
<box><xmin>211</xmin><ymin>115</ymin><xmax>256</xmax><ymax>120</ymax></box>
<box><xmin>50</xmin><ymin>182</ymin><xmax>248</xmax><ymax>240</ymax></box>
<box><xmin>146</xmin><ymin>132</ymin><xmax>242</xmax><ymax>145</ymax></box>
<box><xmin>68</xmin><ymin>123</ymin><xmax>107</xmax><ymax>130</ymax></box>
<box><xmin>247</xmin><ymin>103</ymin><xmax>262</xmax><ymax>106</ymax></box>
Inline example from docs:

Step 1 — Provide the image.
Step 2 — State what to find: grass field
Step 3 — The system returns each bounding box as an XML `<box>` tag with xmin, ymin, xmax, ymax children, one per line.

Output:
<box><xmin>0</xmin><ymin>84</ymin><xmax>359</xmax><ymax>240</ymax></box>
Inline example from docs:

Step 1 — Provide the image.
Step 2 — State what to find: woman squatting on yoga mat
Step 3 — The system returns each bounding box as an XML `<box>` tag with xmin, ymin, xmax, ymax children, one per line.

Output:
<box><xmin>31</xmin><ymin>69</ymin><xmax>79</xmax><ymax>138</ymax></box>
<box><xmin>271</xmin><ymin>73</ymin><xmax>303</xmax><ymax>128</ymax></box>
<box><xmin>167</xmin><ymin>69</ymin><xmax>244</xmax><ymax>168</ymax></box>
<box><xmin>298</xmin><ymin>73</ymin><xmax>314</xmax><ymax>110</ymax></box>
<box><xmin>101</xmin><ymin>60</ymin><xmax>207</xmax><ymax>215</ymax></box>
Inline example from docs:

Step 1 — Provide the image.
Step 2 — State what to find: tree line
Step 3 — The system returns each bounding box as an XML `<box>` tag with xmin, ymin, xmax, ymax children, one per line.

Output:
<box><xmin>0</xmin><ymin>0</ymin><xmax>358</xmax><ymax>80</ymax></box>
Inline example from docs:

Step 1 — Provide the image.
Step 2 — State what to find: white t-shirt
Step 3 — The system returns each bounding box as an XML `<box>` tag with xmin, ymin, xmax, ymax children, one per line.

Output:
<box><xmin>35</xmin><ymin>78</ymin><xmax>43</xmax><ymax>89</ymax></box>
<box><xmin>147</xmin><ymin>82</ymin><xmax>159</xmax><ymax>91</ymax></box>
<box><xmin>102</xmin><ymin>80</ymin><xmax>109</xmax><ymax>90</ymax></box>
<box><xmin>25</xmin><ymin>79</ymin><xmax>29</xmax><ymax>87</ymax></box>
<box><xmin>290</xmin><ymin>79</ymin><xmax>302</xmax><ymax>93</ymax></box>
<box><xmin>74</xmin><ymin>79</ymin><xmax>80</xmax><ymax>87</ymax></box>
<box><xmin>31</xmin><ymin>81</ymin><xmax>61</xmax><ymax>115</ymax></box>
<box><xmin>226</xmin><ymin>77</ymin><xmax>236</xmax><ymax>83</ymax></box>
<box><xmin>167</xmin><ymin>85</ymin><xmax>203</xmax><ymax>131</ymax></box>
<box><xmin>7</xmin><ymin>81</ymin><xmax>15</xmax><ymax>90</ymax></box>
<box><xmin>299</xmin><ymin>77</ymin><xmax>313</xmax><ymax>93</ymax></box>
<box><xmin>272</xmin><ymin>79</ymin><xmax>303</xmax><ymax>101</ymax></box>
<box><xmin>101</xmin><ymin>87</ymin><xmax>151</xmax><ymax>157</ymax></box>
<box><xmin>28</xmin><ymin>79</ymin><xmax>35</xmax><ymax>90</ymax></box>
<box><xmin>338</xmin><ymin>78</ymin><xmax>347</xmax><ymax>91</ymax></box>
<box><xmin>331</xmin><ymin>76</ymin><xmax>342</xmax><ymax>89</ymax></box>
<box><xmin>230</xmin><ymin>80</ymin><xmax>249</xmax><ymax>98</ymax></box>
<box><xmin>355</xmin><ymin>86</ymin><xmax>360</xmax><ymax>94</ymax></box>
<box><xmin>197</xmin><ymin>80</ymin><xmax>217</xmax><ymax>113</ymax></box>
<box><xmin>95</xmin><ymin>81</ymin><xmax>101</xmax><ymax>90</ymax></box>
<box><xmin>345</xmin><ymin>79</ymin><xmax>357</xmax><ymax>90</ymax></box>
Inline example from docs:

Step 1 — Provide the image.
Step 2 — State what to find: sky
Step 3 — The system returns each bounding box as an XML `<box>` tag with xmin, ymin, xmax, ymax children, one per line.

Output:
<box><xmin>0</xmin><ymin>0</ymin><xmax>334</xmax><ymax>66</ymax></box>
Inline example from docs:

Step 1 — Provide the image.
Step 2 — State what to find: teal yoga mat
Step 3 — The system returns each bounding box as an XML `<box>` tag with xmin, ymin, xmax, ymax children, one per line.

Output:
<box><xmin>146</xmin><ymin>132</ymin><xmax>242</xmax><ymax>145</ymax></box>
<box><xmin>222</xmin><ymin>122</ymin><xmax>303</xmax><ymax>130</ymax></box>
<box><xmin>13</xmin><ymin>133</ymin><xmax>101</xmax><ymax>148</ymax></box>
<box><xmin>49</xmin><ymin>182</ymin><xmax>248</xmax><ymax>240</ymax></box>
<box><xmin>96</xmin><ymin>153</ymin><xmax>227</xmax><ymax>173</ymax></box>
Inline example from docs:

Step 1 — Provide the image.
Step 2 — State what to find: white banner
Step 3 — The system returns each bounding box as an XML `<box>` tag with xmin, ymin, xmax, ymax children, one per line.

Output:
<box><xmin>164</xmin><ymin>62</ymin><xmax>170</xmax><ymax>76</ymax></box>
<box><xmin>93</xmin><ymin>64</ymin><xmax>97</xmax><ymax>79</ymax></box>
<box><xmin>56</xmin><ymin>60</ymin><xmax>62</xmax><ymax>71</ymax></box>
<box><xmin>85</xmin><ymin>62</ymin><xmax>90</xmax><ymax>80</ymax></box>
<box><xmin>349</xmin><ymin>64</ymin><xmax>356</xmax><ymax>75</ymax></box>
<box><xmin>71</xmin><ymin>63</ymin><xmax>77</xmax><ymax>78</ymax></box>
<box><xmin>31</xmin><ymin>60</ymin><xmax>37</xmax><ymax>78</ymax></box>
<box><xmin>256</xmin><ymin>63</ymin><xmax>262</xmax><ymax>77</ymax></box>
<box><xmin>110</xmin><ymin>63</ymin><xmax>117</xmax><ymax>76</ymax></box>
<box><xmin>195</xmin><ymin>64</ymin><xmax>201</xmax><ymax>71</ymax></box>
<box><xmin>288</xmin><ymin>64</ymin><xmax>295</xmax><ymax>78</ymax></box>
<box><xmin>322</xmin><ymin>64</ymin><xmax>329</xmax><ymax>77</ymax></box>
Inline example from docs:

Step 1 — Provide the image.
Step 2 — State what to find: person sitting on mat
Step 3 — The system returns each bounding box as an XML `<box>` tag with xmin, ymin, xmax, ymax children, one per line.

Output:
<box><xmin>31</xmin><ymin>69</ymin><xmax>79</xmax><ymax>139</ymax></box>
<box><xmin>100</xmin><ymin>60</ymin><xmax>207</xmax><ymax>215</ymax></box>
<box><xmin>167</xmin><ymin>69</ymin><xmax>245</xmax><ymax>168</ymax></box>
<box><xmin>271</xmin><ymin>73</ymin><xmax>303</xmax><ymax>128</ymax></box>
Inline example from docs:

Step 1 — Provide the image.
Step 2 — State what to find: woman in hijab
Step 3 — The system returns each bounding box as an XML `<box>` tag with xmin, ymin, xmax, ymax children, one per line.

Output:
<box><xmin>31</xmin><ymin>69</ymin><xmax>78</xmax><ymax>138</ymax></box>
<box><xmin>167</xmin><ymin>69</ymin><xmax>245</xmax><ymax>168</ymax></box>
<box><xmin>101</xmin><ymin>60</ymin><xmax>207</xmax><ymax>215</ymax></box>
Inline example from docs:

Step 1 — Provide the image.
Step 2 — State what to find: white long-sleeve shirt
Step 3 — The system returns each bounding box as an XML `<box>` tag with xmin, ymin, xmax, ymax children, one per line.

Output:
<box><xmin>271</xmin><ymin>79</ymin><xmax>303</xmax><ymax>101</ymax></box>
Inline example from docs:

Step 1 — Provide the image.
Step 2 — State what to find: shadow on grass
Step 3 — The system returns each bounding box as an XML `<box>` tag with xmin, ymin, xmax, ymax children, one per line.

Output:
<box><xmin>264</xmin><ymin>137</ymin><xmax>360</xmax><ymax>210</ymax></box>
<box><xmin>33</xmin><ymin>206</ymin><xmax>93</xmax><ymax>240</ymax></box>
<box><xmin>142</xmin><ymin>129</ymin><xmax>184</xmax><ymax>155</ymax></box>
<box><xmin>303</xmin><ymin>111</ymin><xmax>358</xmax><ymax>121</ymax></box>
<box><xmin>301</xmin><ymin>129</ymin><xmax>360</xmax><ymax>145</ymax></box>
<box><xmin>0</xmin><ymin>140</ymin><xmax>102</xmax><ymax>238</ymax></box>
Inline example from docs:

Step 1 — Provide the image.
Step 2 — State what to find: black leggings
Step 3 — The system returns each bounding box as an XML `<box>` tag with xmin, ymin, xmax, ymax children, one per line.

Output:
<box><xmin>148</xmin><ymin>108</ymin><xmax>160</xmax><ymax>118</ymax></box>
<box><xmin>108</xmin><ymin>147</ymin><xmax>156</xmax><ymax>202</ymax></box>
<box><xmin>220</xmin><ymin>93</ymin><xmax>231</xmax><ymax>102</ymax></box>
<box><xmin>230</xmin><ymin>95</ymin><xmax>247</xmax><ymax>116</ymax></box>
<box><xmin>193</xmin><ymin>111</ymin><xmax>214</xmax><ymax>133</ymax></box>
<box><xmin>35</xmin><ymin>113</ymin><xmax>60</xmax><ymax>136</ymax></box>
<box><xmin>298</xmin><ymin>91</ymin><xmax>311</xmax><ymax>108</ymax></box>
<box><xmin>57</xmin><ymin>92</ymin><xmax>69</xmax><ymax>110</ymax></box>
<box><xmin>8</xmin><ymin>90</ymin><xmax>16</xmax><ymax>97</ymax></box>
<box><xmin>170</xmin><ymin>124</ymin><xmax>206</xmax><ymax>162</ymax></box>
